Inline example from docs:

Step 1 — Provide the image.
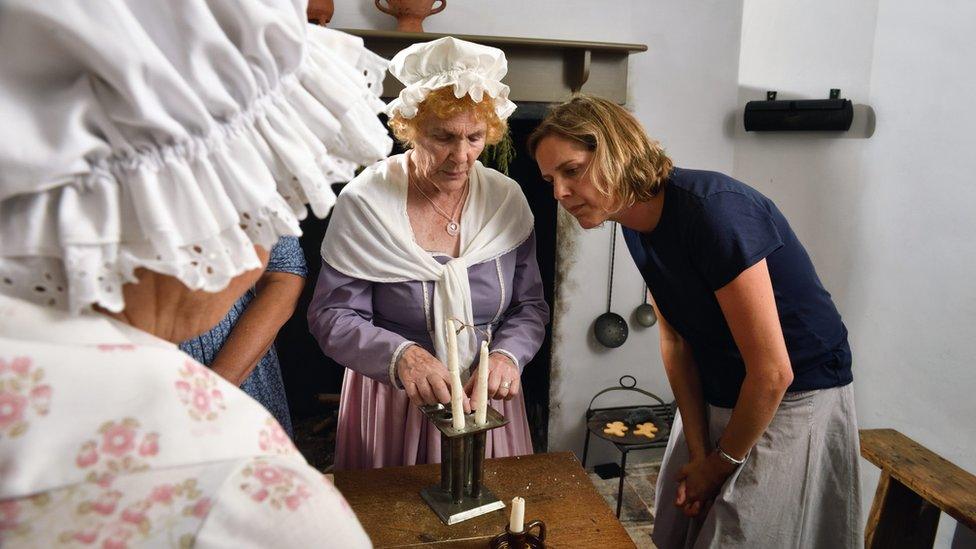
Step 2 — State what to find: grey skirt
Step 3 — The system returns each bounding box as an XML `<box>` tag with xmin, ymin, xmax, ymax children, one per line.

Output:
<box><xmin>652</xmin><ymin>383</ymin><xmax>862</xmax><ymax>549</ymax></box>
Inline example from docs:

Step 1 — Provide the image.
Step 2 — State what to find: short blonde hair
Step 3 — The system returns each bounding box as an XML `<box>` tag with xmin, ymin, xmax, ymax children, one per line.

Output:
<box><xmin>527</xmin><ymin>95</ymin><xmax>672</xmax><ymax>210</ymax></box>
<box><xmin>389</xmin><ymin>86</ymin><xmax>507</xmax><ymax>148</ymax></box>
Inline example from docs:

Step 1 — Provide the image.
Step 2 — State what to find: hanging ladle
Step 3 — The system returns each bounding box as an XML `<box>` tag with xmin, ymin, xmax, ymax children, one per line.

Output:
<box><xmin>593</xmin><ymin>222</ymin><xmax>629</xmax><ymax>348</ymax></box>
<box><xmin>634</xmin><ymin>283</ymin><xmax>657</xmax><ymax>327</ymax></box>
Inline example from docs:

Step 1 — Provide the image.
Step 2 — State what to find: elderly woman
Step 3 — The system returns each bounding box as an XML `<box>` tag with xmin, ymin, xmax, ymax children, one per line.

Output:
<box><xmin>0</xmin><ymin>1</ymin><xmax>392</xmax><ymax>545</ymax></box>
<box><xmin>529</xmin><ymin>96</ymin><xmax>860</xmax><ymax>548</ymax></box>
<box><xmin>309</xmin><ymin>37</ymin><xmax>549</xmax><ymax>470</ymax></box>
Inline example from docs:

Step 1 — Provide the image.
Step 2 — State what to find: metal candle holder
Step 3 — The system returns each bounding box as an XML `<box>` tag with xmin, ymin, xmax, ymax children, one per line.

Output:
<box><xmin>419</xmin><ymin>403</ymin><xmax>509</xmax><ymax>524</ymax></box>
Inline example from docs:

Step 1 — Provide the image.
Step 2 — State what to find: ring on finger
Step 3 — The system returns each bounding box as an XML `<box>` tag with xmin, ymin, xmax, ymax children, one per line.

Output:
<box><xmin>499</xmin><ymin>381</ymin><xmax>511</xmax><ymax>389</ymax></box>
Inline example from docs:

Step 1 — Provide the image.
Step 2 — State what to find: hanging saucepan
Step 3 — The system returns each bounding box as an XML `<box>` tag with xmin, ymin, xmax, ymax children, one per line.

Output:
<box><xmin>634</xmin><ymin>283</ymin><xmax>657</xmax><ymax>327</ymax></box>
<box><xmin>594</xmin><ymin>222</ymin><xmax>629</xmax><ymax>348</ymax></box>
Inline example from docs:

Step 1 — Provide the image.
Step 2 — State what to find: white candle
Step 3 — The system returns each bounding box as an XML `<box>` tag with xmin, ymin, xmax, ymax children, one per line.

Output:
<box><xmin>474</xmin><ymin>340</ymin><xmax>489</xmax><ymax>425</ymax></box>
<box><xmin>445</xmin><ymin>319</ymin><xmax>465</xmax><ymax>430</ymax></box>
<box><xmin>509</xmin><ymin>496</ymin><xmax>525</xmax><ymax>533</ymax></box>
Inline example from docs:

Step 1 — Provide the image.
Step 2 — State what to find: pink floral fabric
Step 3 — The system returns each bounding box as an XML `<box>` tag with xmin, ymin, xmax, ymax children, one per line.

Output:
<box><xmin>258</xmin><ymin>416</ymin><xmax>296</xmax><ymax>454</ymax></box>
<box><xmin>175</xmin><ymin>361</ymin><xmax>226</xmax><ymax>422</ymax></box>
<box><xmin>0</xmin><ymin>357</ymin><xmax>52</xmax><ymax>438</ymax></box>
<box><xmin>75</xmin><ymin>418</ymin><xmax>160</xmax><ymax>487</ymax></box>
<box><xmin>239</xmin><ymin>459</ymin><xmax>312</xmax><ymax>511</ymax></box>
<box><xmin>0</xmin><ymin>295</ymin><xmax>371</xmax><ymax>548</ymax></box>
<box><xmin>2</xmin><ymin>475</ymin><xmax>215</xmax><ymax>548</ymax></box>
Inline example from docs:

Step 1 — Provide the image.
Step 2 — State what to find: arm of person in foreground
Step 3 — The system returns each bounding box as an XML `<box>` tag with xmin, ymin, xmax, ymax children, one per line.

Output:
<box><xmin>678</xmin><ymin>259</ymin><xmax>793</xmax><ymax>510</ymax></box>
<box><xmin>210</xmin><ymin>271</ymin><xmax>304</xmax><ymax>385</ymax></box>
<box><xmin>209</xmin><ymin>236</ymin><xmax>306</xmax><ymax>386</ymax></box>
<box><xmin>196</xmin><ymin>457</ymin><xmax>371</xmax><ymax>548</ymax></box>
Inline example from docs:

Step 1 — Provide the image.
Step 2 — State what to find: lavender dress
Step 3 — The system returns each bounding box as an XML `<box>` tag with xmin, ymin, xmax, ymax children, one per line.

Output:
<box><xmin>308</xmin><ymin>233</ymin><xmax>549</xmax><ymax>470</ymax></box>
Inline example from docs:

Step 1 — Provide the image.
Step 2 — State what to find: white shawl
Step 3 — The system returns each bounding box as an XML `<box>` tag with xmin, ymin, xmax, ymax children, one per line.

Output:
<box><xmin>321</xmin><ymin>152</ymin><xmax>534</xmax><ymax>370</ymax></box>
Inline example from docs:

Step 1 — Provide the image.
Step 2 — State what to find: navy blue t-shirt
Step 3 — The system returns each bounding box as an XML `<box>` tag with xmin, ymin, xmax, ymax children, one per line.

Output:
<box><xmin>623</xmin><ymin>167</ymin><xmax>853</xmax><ymax>408</ymax></box>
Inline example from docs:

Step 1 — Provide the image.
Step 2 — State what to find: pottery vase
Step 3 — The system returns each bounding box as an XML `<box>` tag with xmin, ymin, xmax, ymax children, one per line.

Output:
<box><xmin>374</xmin><ymin>0</ymin><xmax>446</xmax><ymax>33</ymax></box>
<box><xmin>307</xmin><ymin>0</ymin><xmax>334</xmax><ymax>25</ymax></box>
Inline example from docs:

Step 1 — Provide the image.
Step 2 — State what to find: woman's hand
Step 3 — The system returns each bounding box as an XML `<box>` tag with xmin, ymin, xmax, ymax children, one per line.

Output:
<box><xmin>396</xmin><ymin>345</ymin><xmax>470</xmax><ymax>412</ymax></box>
<box><xmin>674</xmin><ymin>451</ymin><xmax>738</xmax><ymax>516</ymax></box>
<box><xmin>675</xmin><ymin>480</ymin><xmax>703</xmax><ymax>517</ymax></box>
<box><xmin>464</xmin><ymin>353</ymin><xmax>521</xmax><ymax>402</ymax></box>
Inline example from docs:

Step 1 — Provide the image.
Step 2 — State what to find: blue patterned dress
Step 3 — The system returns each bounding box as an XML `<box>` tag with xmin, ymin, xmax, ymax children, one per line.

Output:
<box><xmin>180</xmin><ymin>236</ymin><xmax>306</xmax><ymax>436</ymax></box>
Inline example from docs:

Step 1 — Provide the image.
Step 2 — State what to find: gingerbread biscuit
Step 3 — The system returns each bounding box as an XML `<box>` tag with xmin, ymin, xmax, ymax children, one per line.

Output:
<box><xmin>603</xmin><ymin>421</ymin><xmax>628</xmax><ymax>437</ymax></box>
<box><xmin>633</xmin><ymin>422</ymin><xmax>658</xmax><ymax>439</ymax></box>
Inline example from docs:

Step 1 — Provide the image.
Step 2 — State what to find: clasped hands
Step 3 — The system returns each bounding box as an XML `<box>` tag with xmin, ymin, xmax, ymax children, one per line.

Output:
<box><xmin>395</xmin><ymin>344</ymin><xmax>520</xmax><ymax>409</ymax></box>
<box><xmin>674</xmin><ymin>449</ymin><xmax>740</xmax><ymax>517</ymax></box>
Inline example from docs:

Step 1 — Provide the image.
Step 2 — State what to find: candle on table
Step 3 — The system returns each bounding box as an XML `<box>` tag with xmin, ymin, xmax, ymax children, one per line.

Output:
<box><xmin>509</xmin><ymin>496</ymin><xmax>525</xmax><ymax>533</ymax></box>
<box><xmin>445</xmin><ymin>319</ymin><xmax>465</xmax><ymax>429</ymax></box>
<box><xmin>474</xmin><ymin>340</ymin><xmax>489</xmax><ymax>425</ymax></box>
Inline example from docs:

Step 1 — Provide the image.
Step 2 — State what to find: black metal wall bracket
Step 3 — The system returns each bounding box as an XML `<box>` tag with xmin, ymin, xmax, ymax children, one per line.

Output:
<box><xmin>745</xmin><ymin>88</ymin><xmax>853</xmax><ymax>131</ymax></box>
<box><xmin>765</xmin><ymin>88</ymin><xmax>842</xmax><ymax>101</ymax></box>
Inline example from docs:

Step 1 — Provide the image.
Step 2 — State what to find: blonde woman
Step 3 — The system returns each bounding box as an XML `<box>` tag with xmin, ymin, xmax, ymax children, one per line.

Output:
<box><xmin>309</xmin><ymin>37</ymin><xmax>549</xmax><ymax>470</ymax></box>
<box><xmin>529</xmin><ymin>95</ymin><xmax>860</xmax><ymax>548</ymax></box>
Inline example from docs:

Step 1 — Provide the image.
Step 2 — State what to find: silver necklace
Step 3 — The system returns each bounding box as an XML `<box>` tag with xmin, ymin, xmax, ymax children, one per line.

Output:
<box><xmin>412</xmin><ymin>178</ymin><xmax>467</xmax><ymax>236</ymax></box>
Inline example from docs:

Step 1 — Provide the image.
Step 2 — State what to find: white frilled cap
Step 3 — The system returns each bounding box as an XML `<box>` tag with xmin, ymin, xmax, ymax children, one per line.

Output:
<box><xmin>385</xmin><ymin>37</ymin><xmax>517</xmax><ymax>121</ymax></box>
<box><xmin>0</xmin><ymin>1</ymin><xmax>392</xmax><ymax>314</ymax></box>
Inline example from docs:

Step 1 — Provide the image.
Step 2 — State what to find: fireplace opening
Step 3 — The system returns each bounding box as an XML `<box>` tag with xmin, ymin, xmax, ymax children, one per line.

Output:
<box><xmin>276</xmin><ymin>104</ymin><xmax>557</xmax><ymax>462</ymax></box>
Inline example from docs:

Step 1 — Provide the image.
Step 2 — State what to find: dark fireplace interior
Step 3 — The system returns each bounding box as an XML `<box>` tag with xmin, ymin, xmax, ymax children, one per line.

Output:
<box><xmin>275</xmin><ymin>105</ymin><xmax>556</xmax><ymax>462</ymax></box>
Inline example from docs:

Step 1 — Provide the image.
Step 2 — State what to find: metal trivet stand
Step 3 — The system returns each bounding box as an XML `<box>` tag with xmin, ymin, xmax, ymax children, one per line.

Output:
<box><xmin>581</xmin><ymin>375</ymin><xmax>676</xmax><ymax>517</ymax></box>
<box><xmin>419</xmin><ymin>403</ymin><xmax>510</xmax><ymax>525</ymax></box>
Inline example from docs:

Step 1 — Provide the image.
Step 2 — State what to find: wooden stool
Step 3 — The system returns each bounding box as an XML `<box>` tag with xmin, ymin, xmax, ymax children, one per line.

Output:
<box><xmin>860</xmin><ymin>429</ymin><xmax>976</xmax><ymax>548</ymax></box>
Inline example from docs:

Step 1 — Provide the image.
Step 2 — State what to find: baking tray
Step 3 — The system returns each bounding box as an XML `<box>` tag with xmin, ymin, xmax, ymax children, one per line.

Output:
<box><xmin>586</xmin><ymin>405</ymin><xmax>671</xmax><ymax>446</ymax></box>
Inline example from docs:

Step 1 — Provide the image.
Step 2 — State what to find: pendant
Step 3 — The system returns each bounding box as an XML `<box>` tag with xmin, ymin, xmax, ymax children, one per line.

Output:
<box><xmin>446</xmin><ymin>221</ymin><xmax>459</xmax><ymax>236</ymax></box>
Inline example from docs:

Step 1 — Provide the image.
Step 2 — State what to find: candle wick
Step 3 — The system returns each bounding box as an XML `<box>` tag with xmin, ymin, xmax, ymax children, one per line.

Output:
<box><xmin>449</xmin><ymin>317</ymin><xmax>492</xmax><ymax>344</ymax></box>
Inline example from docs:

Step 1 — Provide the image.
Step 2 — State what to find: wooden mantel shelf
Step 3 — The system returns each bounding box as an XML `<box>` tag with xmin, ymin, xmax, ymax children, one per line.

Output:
<box><xmin>343</xmin><ymin>29</ymin><xmax>647</xmax><ymax>54</ymax></box>
<box><xmin>340</xmin><ymin>28</ymin><xmax>648</xmax><ymax>104</ymax></box>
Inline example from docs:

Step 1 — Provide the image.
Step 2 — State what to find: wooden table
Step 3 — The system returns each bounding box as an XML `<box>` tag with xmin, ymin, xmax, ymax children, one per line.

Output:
<box><xmin>335</xmin><ymin>451</ymin><xmax>636</xmax><ymax>548</ymax></box>
<box><xmin>861</xmin><ymin>429</ymin><xmax>976</xmax><ymax>548</ymax></box>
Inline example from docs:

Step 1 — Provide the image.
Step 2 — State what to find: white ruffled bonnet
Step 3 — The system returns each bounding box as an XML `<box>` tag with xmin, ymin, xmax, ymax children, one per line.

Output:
<box><xmin>0</xmin><ymin>2</ymin><xmax>392</xmax><ymax>315</ymax></box>
<box><xmin>385</xmin><ymin>36</ymin><xmax>517</xmax><ymax>121</ymax></box>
